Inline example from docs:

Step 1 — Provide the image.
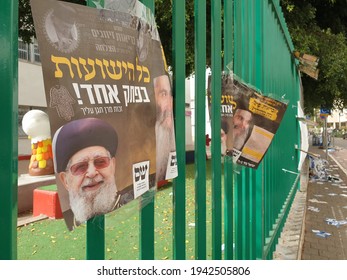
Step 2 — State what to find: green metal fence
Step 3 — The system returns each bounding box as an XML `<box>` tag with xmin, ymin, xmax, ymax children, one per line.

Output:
<box><xmin>0</xmin><ymin>0</ymin><xmax>301</xmax><ymax>260</ymax></box>
<box><xmin>232</xmin><ymin>0</ymin><xmax>301</xmax><ymax>259</ymax></box>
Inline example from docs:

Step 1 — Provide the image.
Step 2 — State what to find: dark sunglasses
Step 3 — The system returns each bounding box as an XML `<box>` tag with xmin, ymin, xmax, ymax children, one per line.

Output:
<box><xmin>69</xmin><ymin>156</ymin><xmax>111</xmax><ymax>176</ymax></box>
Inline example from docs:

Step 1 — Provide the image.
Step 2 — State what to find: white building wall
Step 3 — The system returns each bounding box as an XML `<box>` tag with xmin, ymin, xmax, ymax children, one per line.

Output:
<box><xmin>327</xmin><ymin>109</ymin><xmax>347</xmax><ymax>129</ymax></box>
<box><xmin>18</xmin><ymin>60</ymin><xmax>47</xmax><ymax>155</ymax></box>
<box><xmin>18</xmin><ymin>60</ymin><xmax>47</xmax><ymax>107</ymax></box>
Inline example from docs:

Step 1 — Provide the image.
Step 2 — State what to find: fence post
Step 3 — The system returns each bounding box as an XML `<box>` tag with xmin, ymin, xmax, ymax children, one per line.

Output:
<box><xmin>194</xmin><ymin>0</ymin><xmax>207</xmax><ymax>260</ymax></box>
<box><xmin>83</xmin><ymin>0</ymin><xmax>106</xmax><ymax>260</ymax></box>
<box><xmin>172</xmin><ymin>0</ymin><xmax>186</xmax><ymax>260</ymax></box>
<box><xmin>0</xmin><ymin>0</ymin><xmax>18</xmax><ymax>260</ymax></box>
<box><xmin>139</xmin><ymin>0</ymin><xmax>155</xmax><ymax>260</ymax></box>
<box><xmin>223</xmin><ymin>0</ymin><xmax>234</xmax><ymax>260</ymax></box>
<box><xmin>254</xmin><ymin>0</ymin><xmax>265</xmax><ymax>260</ymax></box>
<box><xmin>211</xmin><ymin>0</ymin><xmax>222</xmax><ymax>260</ymax></box>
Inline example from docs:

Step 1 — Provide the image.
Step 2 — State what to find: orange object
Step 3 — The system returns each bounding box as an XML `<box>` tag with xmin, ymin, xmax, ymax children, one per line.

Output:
<box><xmin>157</xmin><ymin>180</ymin><xmax>169</xmax><ymax>188</ymax></box>
<box><xmin>33</xmin><ymin>189</ymin><xmax>63</xmax><ymax>219</ymax></box>
<box><xmin>43</xmin><ymin>152</ymin><xmax>49</xmax><ymax>160</ymax></box>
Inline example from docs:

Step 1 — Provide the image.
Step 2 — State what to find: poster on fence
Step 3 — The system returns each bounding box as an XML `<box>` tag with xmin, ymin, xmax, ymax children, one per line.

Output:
<box><xmin>31</xmin><ymin>0</ymin><xmax>177</xmax><ymax>230</ymax></box>
<box><xmin>208</xmin><ymin>74</ymin><xmax>287</xmax><ymax>169</ymax></box>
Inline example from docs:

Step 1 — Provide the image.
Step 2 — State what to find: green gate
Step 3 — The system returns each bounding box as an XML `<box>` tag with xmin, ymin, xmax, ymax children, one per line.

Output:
<box><xmin>0</xmin><ymin>0</ymin><xmax>301</xmax><ymax>260</ymax></box>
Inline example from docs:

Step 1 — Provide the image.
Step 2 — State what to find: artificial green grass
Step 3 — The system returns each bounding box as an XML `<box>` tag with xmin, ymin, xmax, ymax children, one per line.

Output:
<box><xmin>38</xmin><ymin>184</ymin><xmax>58</xmax><ymax>191</ymax></box>
<box><xmin>17</xmin><ymin>161</ymin><xmax>220</xmax><ymax>260</ymax></box>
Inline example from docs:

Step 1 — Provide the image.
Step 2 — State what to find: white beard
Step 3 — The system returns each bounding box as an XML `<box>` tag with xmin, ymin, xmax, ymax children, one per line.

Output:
<box><xmin>69</xmin><ymin>179</ymin><xmax>118</xmax><ymax>224</ymax></box>
<box><xmin>221</xmin><ymin>141</ymin><xmax>227</xmax><ymax>155</ymax></box>
<box><xmin>233</xmin><ymin>129</ymin><xmax>249</xmax><ymax>151</ymax></box>
<box><xmin>156</xmin><ymin>121</ymin><xmax>175</xmax><ymax>181</ymax></box>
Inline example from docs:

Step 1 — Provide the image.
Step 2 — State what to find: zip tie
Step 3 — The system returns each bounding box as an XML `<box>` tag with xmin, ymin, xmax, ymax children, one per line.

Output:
<box><xmin>282</xmin><ymin>168</ymin><xmax>299</xmax><ymax>175</ymax></box>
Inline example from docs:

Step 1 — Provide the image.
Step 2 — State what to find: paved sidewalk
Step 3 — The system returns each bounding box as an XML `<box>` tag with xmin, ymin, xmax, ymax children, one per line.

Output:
<box><xmin>273</xmin><ymin>157</ymin><xmax>308</xmax><ymax>260</ymax></box>
<box><xmin>301</xmin><ymin>146</ymin><xmax>347</xmax><ymax>260</ymax></box>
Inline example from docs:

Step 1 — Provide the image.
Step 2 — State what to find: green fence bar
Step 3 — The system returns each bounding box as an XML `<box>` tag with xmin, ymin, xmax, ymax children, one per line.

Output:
<box><xmin>139</xmin><ymin>0</ymin><xmax>155</xmax><ymax>260</ymax></box>
<box><xmin>255</xmin><ymin>165</ymin><xmax>264</xmax><ymax>259</ymax></box>
<box><xmin>232</xmin><ymin>0</ymin><xmax>301</xmax><ymax>259</ymax></box>
<box><xmin>172</xmin><ymin>0</ymin><xmax>186</xmax><ymax>260</ymax></box>
<box><xmin>0</xmin><ymin>0</ymin><xmax>18</xmax><ymax>260</ymax></box>
<box><xmin>244</xmin><ymin>2</ymin><xmax>255</xmax><ymax>258</ymax></box>
<box><xmin>211</xmin><ymin>0</ymin><xmax>222</xmax><ymax>260</ymax></box>
<box><xmin>247</xmin><ymin>0</ymin><xmax>257</xmax><ymax>249</ymax></box>
<box><xmin>2</xmin><ymin>0</ymin><xmax>303</xmax><ymax>261</ymax></box>
<box><xmin>233</xmin><ymin>0</ymin><xmax>243</xmax><ymax>260</ymax></box>
<box><xmin>254</xmin><ymin>0</ymin><xmax>265</xmax><ymax>260</ymax></box>
<box><xmin>223</xmin><ymin>0</ymin><xmax>234</xmax><ymax>260</ymax></box>
<box><xmin>84</xmin><ymin>0</ymin><xmax>106</xmax><ymax>260</ymax></box>
<box><xmin>86</xmin><ymin>216</ymin><xmax>105</xmax><ymax>260</ymax></box>
<box><xmin>240</xmin><ymin>3</ymin><xmax>253</xmax><ymax>259</ymax></box>
<box><xmin>194</xmin><ymin>0</ymin><xmax>207</xmax><ymax>260</ymax></box>
<box><xmin>243</xmin><ymin>169</ymin><xmax>250</xmax><ymax>260</ymax></box>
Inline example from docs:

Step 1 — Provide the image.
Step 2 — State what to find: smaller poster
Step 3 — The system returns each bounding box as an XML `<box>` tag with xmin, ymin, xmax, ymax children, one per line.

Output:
<box><xmin>208</xmin><ymin>73</ymin><xmax>288</xmax><ymax>169</ymax></box>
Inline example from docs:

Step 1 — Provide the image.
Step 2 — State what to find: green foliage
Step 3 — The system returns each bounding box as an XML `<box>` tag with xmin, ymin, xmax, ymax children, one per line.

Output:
<box><xmin>19</xmin><ymin>0</ymin><xmax>35</xmax><ymax>44</ymax></box>
<box><xmin>19</xmin><ymin>0</ymin><xmax>347</xmax><ymax>114</ymax></box>
<box><xmin>155</xmin><ymin>0</ymin><xmax>211</xmax><ymax>76</ymax></box>
<box><xmin>19</xmin><ymin>0</ymin><xmax>86</xmax><ymax>43</ymax></box>
<box><xmin>281</xmin><ymin>0</ymin><xmax>347</xmax><ymax>114</ymax></box>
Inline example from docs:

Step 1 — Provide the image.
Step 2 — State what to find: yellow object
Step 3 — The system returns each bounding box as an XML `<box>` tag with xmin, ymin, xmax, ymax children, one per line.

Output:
<box><xmin>39</xmin><ymin>160</ymin><xmax>47</xmax><ymax>169</ymax></box>
<box><xmin>30</xmin><ymin>139</ymin><xmax>53</xmax><ymax>171</ymax></box>
<box><xmin>36</xmin><ymin>153</ymin><xmax>43</xmax><ymax>161</ymax></box>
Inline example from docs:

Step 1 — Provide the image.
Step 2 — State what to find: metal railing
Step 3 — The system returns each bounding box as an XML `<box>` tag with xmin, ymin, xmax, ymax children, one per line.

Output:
<box><xmin>1</xmin><ymin>0</ymin><xmax>301</xmax><ymax>260</ymax></box>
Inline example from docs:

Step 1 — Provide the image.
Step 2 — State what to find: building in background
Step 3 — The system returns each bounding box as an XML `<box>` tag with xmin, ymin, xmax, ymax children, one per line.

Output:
<box><xmin>18</xmin><ymin>39</ymin><xmax>47</xmax><ymax>155</ymax></box>
<box><xmin>327</xmin><ymin>109</ymin><xmax>347</xmax><ymax>131</ymax></box>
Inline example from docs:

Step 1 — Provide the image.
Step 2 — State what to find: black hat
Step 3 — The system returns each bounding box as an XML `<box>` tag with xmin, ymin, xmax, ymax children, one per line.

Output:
<box><xmin>53</xmin><ymin>118</ymin><xmax>118</xmax><ymax>173</ymax></box>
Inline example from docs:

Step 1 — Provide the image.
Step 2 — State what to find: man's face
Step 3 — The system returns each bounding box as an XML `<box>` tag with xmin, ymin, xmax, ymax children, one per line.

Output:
<box><xmin>59</xmin><ymin>146</ymin><xmax>117</xmax><ymax>223</ymax></box>
<box><xmin>52</xmin><ymin>14</ymin><xmax>74</xmax><ymax>39</ymax></box>
<box><xmin>233</xmin><ymin>109</ymin><xmax>252</xmax><ymax>137</ymax></box>
<box><xmin>154</xmin><ymin>75</ymin><xmax>173</xmax><ymax>129</ymax></box>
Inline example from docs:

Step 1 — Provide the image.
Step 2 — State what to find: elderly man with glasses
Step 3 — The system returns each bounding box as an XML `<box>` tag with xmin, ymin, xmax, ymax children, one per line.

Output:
<box><xmin>53</xmin><ymin>118</ymin><xmax>128</xmax><ymax>227</ymax></box>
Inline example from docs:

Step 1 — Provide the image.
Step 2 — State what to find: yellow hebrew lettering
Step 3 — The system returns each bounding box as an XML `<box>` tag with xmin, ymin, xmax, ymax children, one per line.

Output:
<box><xmin>142</xmin><ymin>66</ymin><xmax>150</xmax><ymax>83</ymax></box>
<box><xmin>70</xmin><ymin>57</ymin><xmax>82</xmax><ymax>79</ymax></box>
<box><xmin>122</xmin><ymin>61</ymin><xmax>128</xmax><ymax>74</ymax></box>
<box><xmin>103</xmin><ymin>59</ymin><xmax>122</xmax><ymax>80</ymax></box>
<box><xmin>51</xmin><ymin>55</ymin><xmax>74</xmax><ymax>78</ymax></box>
<box><xmin>78</xmin><ymin>58</ymin><xmax>96</xmax><ymax>81</ymax></box>
<box><xmin>95</xmin><ymin>59</ymin><xmax>106</xmax><ymax>79</ymax></box>
<box><xmin>127</xmin><ymin>62</ymin><xmax>135</xmax><ymax>81</ymax></box>
<box><xmin>136</xmin><ymin>58</ymin><xmax>143</xmax><ymax>82</ymax></box>
<box><xmin>249</xmin><ymin>98</ymin><xmax>278</xmax><ymax>120</ymax></box>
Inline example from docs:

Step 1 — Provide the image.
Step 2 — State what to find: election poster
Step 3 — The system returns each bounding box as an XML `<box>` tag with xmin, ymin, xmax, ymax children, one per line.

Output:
<box><xmin>208</xmin><ymin>73</ymin><xmax>287</xmax><ymax>169</ymax></box>
<box><xmin>31</xmin><ymin>0</ymin><xmax>177</xmax><ymax>230</ymax></box>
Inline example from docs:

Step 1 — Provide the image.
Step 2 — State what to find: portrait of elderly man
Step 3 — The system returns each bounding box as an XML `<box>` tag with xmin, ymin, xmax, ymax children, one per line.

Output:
<box><xmin>44</xmin><ymin>2</ymin><xmax>79</xmax><ymax>52</ymax></box>
<box><xmin>53</xmin><ymin>118</ymin><xmax>128</xmax><ymax>226</ymax></box>
<box><xmin>233</xmin><ymin>108</ymin><xmax>253</xmax><ymax>151</ymax></box>
<box><xmin>154</xmin><ymin>74</ymin><xmax>176</xmax><ymax>182</ymax></box>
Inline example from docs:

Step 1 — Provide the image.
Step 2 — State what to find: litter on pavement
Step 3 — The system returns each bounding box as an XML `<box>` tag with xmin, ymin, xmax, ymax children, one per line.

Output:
<box><xmin>312</xmin><ymin>229</ymin><xmax>332</xmax><ymax>238</ymax></box>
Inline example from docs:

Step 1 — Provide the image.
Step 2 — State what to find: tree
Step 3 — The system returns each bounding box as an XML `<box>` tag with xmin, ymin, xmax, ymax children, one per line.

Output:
<box><xmin>19</xmin><ymin>0</ymin><xmax>86</xmax><ymax>43</ymax></box>
<box><xmin>19</xmin><ymin>0</ymin><xmax>347</xmax><ymax>114</ymax></box>
<box><xmin>280</xmin><ymin>0</ymin><xmax>347</xmax><ymax>114</ymax></box>
<box><xmin>19</xmin><ymin>0</ymin><xmax>209</xmax><ymax>76</ymax></box>
<box><xmin>154</xmin><ymin>0</ymin><xmax>212</xmax><ymax>76</ymax></box>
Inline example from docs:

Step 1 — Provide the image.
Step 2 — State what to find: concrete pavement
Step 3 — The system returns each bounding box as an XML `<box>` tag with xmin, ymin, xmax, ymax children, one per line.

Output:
<box><xmin>274</xmin><ymin>144</ymin><xmax>347</xmax><ymax>259</ymax></box>
<box><xmin>301</xmin><ymin>145</ymin><xmax>347</xmax><ymax>259</ymax></box>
